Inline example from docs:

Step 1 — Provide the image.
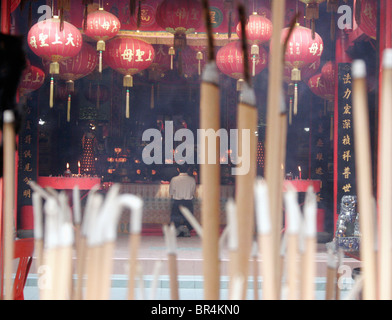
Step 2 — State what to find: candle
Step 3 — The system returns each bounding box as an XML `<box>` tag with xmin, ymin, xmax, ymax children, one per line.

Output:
<box><xmin>78</xmin><ymin>161</ymin><xmax>81</xmax><ymax>175</ymax></box>
<box><xmin>298</xmin><ymin>166</ymin><xmax>302</xmax><ymax>180</ymax></box>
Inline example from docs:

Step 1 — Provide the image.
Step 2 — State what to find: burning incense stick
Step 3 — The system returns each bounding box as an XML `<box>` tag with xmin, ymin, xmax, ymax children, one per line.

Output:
<box><xmin>301</xmin><ymin>186</ymin><xmax>317</xmax><ymax>300</ymax></box>
<box><xmin>352</xmin><ymin>59</ymin><xmax>377</xmax><ymax>300</ymax></box>
<box><xmin>2</xmin><ymin>110</ymin><xmax>15</xmax><ymax>300</ymax></box>
<box><xmin>179</xmin><ymin>205</ymin><xmax>203</xmax><ymax>237</ymax></box>
<box><xmin>283</xmin><ymin>184</ymin><xmax>302</xmax><ymax>300</ymax></box>
<box><xmin>163</xmin><ymin>224</ymin><xmax>179</xmax><ymax>300</ymax></box>
<box><xmin>264</xmin><ymin>0</ymin><xmax>286</xmax><ymax>294</ymax></box>
<box><xmin>377</xmin><ymin>50</ymin><xmax>392</xmax><ymax>300</ymax></box>
<box><xmin>255</xmin><ymin>179</ymin><xmax>277</xmax><ymax>300</ymax></box>
<box><xmin>200</xmin><ymin>0</ymin><xmax>220</xmax><ymax>297</ymax></box>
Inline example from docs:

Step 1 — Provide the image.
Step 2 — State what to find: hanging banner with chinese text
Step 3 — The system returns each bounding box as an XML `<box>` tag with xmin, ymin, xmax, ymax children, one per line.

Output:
<box><xmin>336</xmin><ymin>63</ymin><xmax>357</xmax><ymax>214</ymax></box>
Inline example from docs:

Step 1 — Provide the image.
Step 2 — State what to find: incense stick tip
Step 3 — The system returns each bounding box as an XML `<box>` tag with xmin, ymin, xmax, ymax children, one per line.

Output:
<box><xmin>352</xmin><ymin>60</ymin><xmax>367</xmax><ymax>79</ymax></box>
<box><xmin>3</xmin><ymin>110</ymin><xmax>15</xmax><ymax>123</ymax></box>
<box><xmin>383</xmin><ymin>49</ymin><xmax>392</xmax><ymax>69</ymax></box>
<box><xmin>201</xmin><ymin>61</ymin><xmax>219</xmax><ymax>84</ymax></box>
<box><xmin>240</xmin><ymin>82</ymin><xmax>256</xmax><ymax>106</ymax></box>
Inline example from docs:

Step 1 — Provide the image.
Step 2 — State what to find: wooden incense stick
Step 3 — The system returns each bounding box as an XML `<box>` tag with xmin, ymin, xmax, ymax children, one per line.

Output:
<box><xmin>200</xmin><ymin>0</ymin><xmax>220</xmax><ymax>299</ymax></box>
<box><xmin>2</xmin><ymin>110</ymin><xmax>16</xmax><ymax>300</ymax></box>
<box><xmin>377</xmin><ymin>50</ymin><xmax>392</xmax><ymax>300</ymax></box>
<box><xmin>352</xmin><ymin>59</ymin><xmax>377</xmax><ymax>300</ymax></box>
<box><xmin>264</xmin><ymin>0</ymin><xmax>286</xmax><ymax>294</ymax></box>
<box><xmin>233</xmin><ymin>3</ymin><xmax>258</xmax><ymax>300</ymax></box>
<box><xmin>163</xmin><ymin>224</ymin><xmax>179</xmax><ymax>300</ymax></box>
<box><xmin>255</xmin><ymin>179</ymin><xmax>277</xmax><ymax>300</ymax></box>
<box><xmin>284</xmin><ymin>185</ymin><xmax>302</xmax><ymax>300</ymax></box>
<box><xmin>74</xmin><ymin>185</ymin><xmax>100</xmax><ymax>300</ymax></box>
<box><xmin>251</xmin><ymin>241</ymin><xmax>259</xmax><ymax>300</ymax></box>
<box><xmin>301</xmin><ymin>186</ymin><xmax>317</xmax><ymax>300</ymax></box>
<box><xmin>150</xmin><ymin>260</ymin><xmax>163</xmax><ymax>300</ymax></box>
<box><xmin>41</xmin><ymin>198</ymin><xmax>59</xmax><ymax>300</ymax></box>
<box><xmin>116</xmin><ymin>194</ymin><xmax>143</xmax><ymax>301</ymax></box>
<box><xmin>32</xmin><ymin>192</ymin><xmax>44</xmax><ymax>272</ymax></box>
<box><xmin>85</xmin><ymin>193</ymin><xmax>104</xmax><ymax>300</ymax></box>
<box><xmin>325</xmin><ymin>249</ymin><xmax>337</xmax><ymax>300</ymax></box>
<box><xmin>226</xmin><ymin>199</ymin><xmax>239</xmax><ymax>299</ymax></box>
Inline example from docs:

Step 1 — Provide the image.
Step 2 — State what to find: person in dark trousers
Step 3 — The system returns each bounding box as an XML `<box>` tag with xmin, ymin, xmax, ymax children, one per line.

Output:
<box><xmin>169</xmin><ymin>164</ymin><xmax>196</xmax><ymax>237</ymax></box>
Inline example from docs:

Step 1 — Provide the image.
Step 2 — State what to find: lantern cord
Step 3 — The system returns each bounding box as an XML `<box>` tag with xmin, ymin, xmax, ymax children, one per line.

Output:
<box><xmin>202</xmin><ymin>0</ymin><xmax>215</xmax><ymax>62</ymax></box>
<box><xmin>238</xmin><ymin>3</ymin><xmax>250</xmax><ymax>85</ymax></box>
<box><xmin>289</xmin><ymin>97</ymin><xmax>293</xmax><ymax>125</ymax></box>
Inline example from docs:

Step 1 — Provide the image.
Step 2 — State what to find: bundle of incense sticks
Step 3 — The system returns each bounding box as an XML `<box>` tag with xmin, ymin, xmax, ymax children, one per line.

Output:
<box><xmin>30</xmin><ymin>182</ymin><xmax>143</xmax><ymax>300</ymax></box>
<box><xmin>163</xmin><ymin>223</ymin><xmax>179</xmax><ymax>300</ymax></box>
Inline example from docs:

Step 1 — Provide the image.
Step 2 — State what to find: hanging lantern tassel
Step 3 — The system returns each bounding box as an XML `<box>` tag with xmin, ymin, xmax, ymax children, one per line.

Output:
<box><xmin>67</xmin><ymin>94</ymin><xmax>72</xmax><ymax>122</ymax></box>
<box><xmin>289</xmin><ymin>97</ymin><xmax>293</xmax><ymax>125</ymax></box>
<box><xmin>251</xmin><ymin>45</ymin><xmax>259</xmax><ymax>77</ymax></box>
<box><xmin>169</xmin><ymin>47</ymin><xmax>175</xmax><ymax>70</ymax></box>
<box><xmin>196</xmin><ymin>51</ymin><xmax>203</xmax><ymax>76</ymax></box>
<box><xmin>294</xmin><ymin>83</ymin><xmax>298</xmax><ymax>115</ymax></box>
<box><xmin>124</xmin><ymin>75</ymin><xmax>133</xmax><ymax>118</ymax></box>
<box><xmin>49</xmin><ymin>62</ymin><xmax>59</xmax><ymax>108</ymax></box>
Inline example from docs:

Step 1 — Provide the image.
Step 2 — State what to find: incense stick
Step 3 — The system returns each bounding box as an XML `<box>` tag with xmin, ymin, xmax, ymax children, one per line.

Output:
<box><xmin>2</xmin><ymin>110</ymin><xmax>16</xmax><ymax>300</ymax></box>
<box><xmin>32</xmin><ymin>192</ymin><xmax>44</xmax><ymax>270</ymax></box>
<box><xmin>251</xmin><ymin>241</ymin><xmax>259</xmax><ymax>300</ymax></box>
<box><xmin>264</xmin><ymin>0</ymin><xmax>286</xmax><ymax>294</ymax></box>
<box><xmin>325</xmin><ymin>249</ymin><xmax>337</xmax><ymax>300</ymax></box>
<box><xmin>255</xmin><ymin>179</ymin><xmax>277</xmax><ymax>300</ymax></box>
<box><xmin>352</xmin><ymin>59</ymin><xmax>377</xmax><ymax>300</ymax></box>
<box><xmin>235</xmin><ymin>81</ymin><xmax>258</xmax><ymax>300</ymax></box>
<box><xmin>116</xmin><ymin>193</ymin><xmax>143</xmax><ymax>300</ymax></box>
<box><xmin>301</xmin><ymin>186</ymin><xmax>317</xmax><ymax>300</ymax></box>
<box><xmin>283</xmin><ymin>184</ymin><xmax>301</xmax><ymax>300</ymax></box>
<box><xmin>150</xmin><ymin>260</ymin><xmax>162</xmax><ymax>300</ymax></box>
<box><xmin>163</xmin><ymin>224</ymin><xmax>179</xmax><ymax>300</ymax></box>
<box><xmin>377</xmin><ymin>50</ymin><xmax>392</xmax><ymax>300</ymax></box>
<box><xmin>226</xmin><ymin>198</ymin><xmax>239</xmax><ymax>299</ymax></box>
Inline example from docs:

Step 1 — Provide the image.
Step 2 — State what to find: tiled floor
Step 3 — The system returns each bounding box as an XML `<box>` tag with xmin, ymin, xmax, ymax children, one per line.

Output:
<box><xmin>21</xmin><ymin>233</ymin><xmax>361</xmax><ymax>300</ymax></box>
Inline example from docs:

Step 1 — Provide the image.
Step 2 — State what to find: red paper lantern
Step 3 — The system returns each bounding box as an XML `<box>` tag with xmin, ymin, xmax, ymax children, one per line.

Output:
<box><xmin>156</xmin><ymin>0</ymin><xmax>203</xmax><ymax>60</ymax></box>
<box><xmin>84</xmin><ymin>7</ymin><xmax>121</xmax><ymax>72</ymax></box>
<box><xmin>281</xmin><ymin>25</ymin><xmax>323</xmax><ymax>82</ymax></box>
<box><xmin>358</xmin><ymin>0</ymin><xmax>376</xmax><ymax>39</ymax></box>
<box><xmin>103</xmin><ymin>37</ymin><xmax>155</xmax><ymax>118</ymax></box>
<box><xmin>27</xmin><ymin>17</ymin><xmax>83</xmax><ymax>107</ymax></box>
<box><xmin>308</xmin><ymin>73</ymin><xmax>334</xmax><ymax>101</ymax></box>
<box><xmin>236</xmin><ymin>12</ymin><xmax>273</xmax><ymax>45</ymax></box>
<box><xmin>19</xmin><ymin>64</ymin><xmax>45</xmax><ymax>96</ymax></box>
<box><xmin>216</xmin><ymin>41</ymin><xmax>268</xmax><ymax>89</ymax></box>
<box><xmin>321</xmin><ymin>61</ymin><xmax>335</xmax><ymax>83</ymax></box>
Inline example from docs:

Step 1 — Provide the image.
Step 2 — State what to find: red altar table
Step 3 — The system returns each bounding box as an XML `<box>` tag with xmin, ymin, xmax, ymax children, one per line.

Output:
<box><xmin>37</xmin><ymin>176</ymin><xmax>102</xmax><ymax>190</ymax></box>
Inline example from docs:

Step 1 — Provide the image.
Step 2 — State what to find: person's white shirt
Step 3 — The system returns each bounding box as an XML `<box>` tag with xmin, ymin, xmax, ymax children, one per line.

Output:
<box><xmin>169</xmin><ymin>172</ymin><xmax>196</xmax><ymax>200</ymax></box>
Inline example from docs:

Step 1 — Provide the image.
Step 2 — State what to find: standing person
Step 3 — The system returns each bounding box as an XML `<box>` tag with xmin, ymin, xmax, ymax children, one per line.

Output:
<box><xmin>169</xmin><ymin>164</ymin><xmax>196</xmax><ymax>237</ymax></box>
